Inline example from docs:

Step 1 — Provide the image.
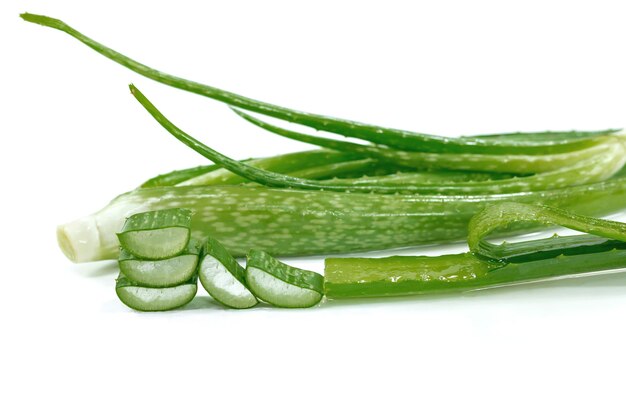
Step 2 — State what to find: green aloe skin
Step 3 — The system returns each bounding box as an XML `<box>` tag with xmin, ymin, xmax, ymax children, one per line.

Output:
<box><xmin>324</xmin><ymin>203</ymin><xmax>626</xmax><ymax>298</ymax></box>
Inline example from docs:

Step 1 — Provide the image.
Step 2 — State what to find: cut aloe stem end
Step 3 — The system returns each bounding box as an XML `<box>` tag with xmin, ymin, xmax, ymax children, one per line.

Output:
<box><xmin>117</xmin><ymin>208</ymin><xmax>192</xmax><ymax>259</ymax></box>
<box><xmin>115</xmin><ymin>274</ymin><xmax>198</xmax><ymax>312</ymax></box>
<box><xmin>199</xmin><ymin>237</ymin><xmax>258</xmax><ymax>309</ymax></box>
<box><xmin>118</xmin><ymin>240</ymin><xmax>201</xmax><ymax>287</ymax></box>
<box><xmin>245</xmin><ymin>250</ymin><xmax>324</xmax><ymax>308</ymax></box>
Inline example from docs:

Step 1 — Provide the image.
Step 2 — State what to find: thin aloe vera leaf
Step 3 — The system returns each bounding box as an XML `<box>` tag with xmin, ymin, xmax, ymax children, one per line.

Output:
<box><xmin>118</xmin><ymin>239</ymin><xmax>201</xmax><ymax>287</ymax></box>
<box><xmin>131</xmin><ymin>85</ymin><xmax>625</xmax><ymax>194</ymax></box>
<box><xmin>57</xmin><ymin>172</ymin><xmax>626</xmax><ymax>263</ymax></box>
<box><xmin>321</xmin><ymin>171</ymin><xmax>515</xmax><ymax>186</ymax></box>
<box><xmin>466</xmin><ymin>129</ymin><xmax>620</xmax><ymax>141</ymax></box>
<box><xmin>285</xmin><ymin>158</ymin><xmax>380</xmax><ymax>180</ymax></box>
<box><xmin>117</xmin><ymin>208</ymin><xmax>192</xmax><ymax>259</ymax></box>
<box><xmin>140</xmin><ymin>164</ymin><xmax>220</xmax><ymax>188</ymax></box>
<box><xmin>245</xmin><ymin>250</ymin><xmax>323</xmax><ymax>308</ymax></box>
<box><xmin>468</xmin><ymin>202</ymin><xmax>626</xmax><ymax>260</ymax></box>
<box><xmin>233</xmin><ymin>109</ymin><xmax>624</xmax><ymax>175</ymax></box>
<box><xmin>320</xmin><ymin>145</ymin><xmax>626</xmax><ymax>194</ymax></box>
<box><xmin>20</xmin><ymin>12</ymin><xmax>618</xmax><ymax>155</ymax></box>
<box><xmin>178</xmin><ymin>150</ymin><xmax>366</xmax><ymax>186</ymax></box>
<box><xmin>199</xmin><ymin>237</ymin><xmax>257</xmax><ymax>309</ymax></box>
<box><xmin>115</xmin><ymin>274</ymin><xmax>198</xmax><ymax>311</ymax></box>
<box><xmin>144</xmin><ymin>158</ymin><xmax>512</xmax><ymax>189</ymax></box>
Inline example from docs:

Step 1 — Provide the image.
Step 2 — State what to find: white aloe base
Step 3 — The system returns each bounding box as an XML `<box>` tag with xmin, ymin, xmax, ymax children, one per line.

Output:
<box><xmin>120</xmin><ymin>254</ymin><xmax>198</xmax><ymax>287</ymax></box>
<box><xmin>116</xmin><ymin>283</ymin><xmax>197</xmax><ymax>311</ymax></box>
<box><xmin>246</xmin><ymin>267</ymin><xmax>322</xmax><ymax>308</ymax></box>
<box><xmin>199</xmin><ymin>256</ymin><xmax>257</xmax><ymax>309</ymax></box>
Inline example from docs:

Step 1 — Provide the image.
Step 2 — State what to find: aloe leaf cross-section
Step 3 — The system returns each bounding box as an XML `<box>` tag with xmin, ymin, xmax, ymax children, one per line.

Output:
<box><xmin>117</xmin><ymin>208</ymin><xmax>192</xmax><ymax>259</ymax></box>
<box><xmin>118</xmin><ymin>239</ymin><xmax>201</xmax><ymax>287</ymax></box>
<box><xmin>199</xmin><ymin>237</ymin><xmax>258</xmax><ymax>309</ymax></box>
<box><xmin>115</xmin><ymin>274</ymin><xmax>198</xmax><ymax>311</ymax></box>
<box><xmin>245</xmin><ymin>250</ymin><xmax>324</xmax><ymax>308</ymax></box>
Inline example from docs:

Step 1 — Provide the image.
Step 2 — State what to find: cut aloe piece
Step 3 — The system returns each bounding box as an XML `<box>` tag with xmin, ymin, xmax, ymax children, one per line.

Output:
<box><xmin>199</xmin><ymin>237</ymin><xmax>258</xmax><ymax>309</ymax></box>
<box><xmin>118</xmin><ymin>239</ymin><xmax>201</xmax><ymax>287</ymax></box>
<box><xmin>115</xmin><ymin>273</ymin><xmax>197</xmax><ymax>311</ymax></box>
<box><xmin>117</xmin><ymin>208</ymin><xmax>192</xmax><ymax>259</ymax></box>
<box><xmin>245</xmin><ymin>249</ymin><xmax>324</xmax><ymax>308</ymax></box>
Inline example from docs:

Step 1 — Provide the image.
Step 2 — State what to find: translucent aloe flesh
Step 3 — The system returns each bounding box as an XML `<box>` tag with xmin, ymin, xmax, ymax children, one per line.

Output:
<box><xmin>245</xmin><ymin>250</ymin><xmax>324</xmax><ymax>308</ymax></box>
<box><xmin>117</xmin><ymin>208</ymin><xmax>192</xmax><ymax>259</ymax></box>
<box><xmin>324</xmin><ymin>203</ymin><xmax>626</xmax><ymax>298</ymax></box>
<box><xmin>199</xmin><ymin>237</ymin><xmax>257</xmax><ymax>309</ymax></box>
<box><xmin>118</xmin><ymin>240</ymin><xmax>200</xmax><ymax>287</ymax></box>
<box><xmin>20</xmin><ymin>13</ymin><xmax>621</xmax><ymax>155</ymax></box>
<box><xmin>115</xmin><ymin>274</ymin><xmax>198</xmax><ymax>311</ymax></box>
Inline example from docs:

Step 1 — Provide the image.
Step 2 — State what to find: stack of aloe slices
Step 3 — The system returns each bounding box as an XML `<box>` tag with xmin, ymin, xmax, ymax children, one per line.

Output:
<box><xmin>117</xmin><ymin>204</ymin><xmax>626</xmax><ymax>309</ymax></box>
<box><xmin>115</xmin><ymin>209</ymin><xmax>199</xmax><ymax>311</ymax></box>
<box><xmin>116</xmin><ymin>208</ymin><xmax>325</xmax><ymax>311</ymax></box>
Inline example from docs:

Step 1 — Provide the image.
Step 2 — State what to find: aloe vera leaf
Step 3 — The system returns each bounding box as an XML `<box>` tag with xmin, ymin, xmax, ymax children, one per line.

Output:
<box><xmin>324</xmin><ymin>253</ymin><xmax>499</xmax><ymax>298</ymax></box>
<box><xmin>20</xmin><ymin>12</ymin><xmax>619</xmax><ymax>155</ymax></box>
<box><xmin>140</xmin><ymin>164</ymin><xmax>220</xmax><ymax>188</ymax></box>
<box><xmin>179</xmin><ymin>150</ymin><xmax>365</xmax><ymax>186</ymax></box>
<box><xmin>57</xmin><ymin>171</ymin><xmax>626</xmax><ymax>263</ymax></box>
<box><xmin>245</xmin><ymin>250</ymin><xmax>323</xmax><ymax>308</ymax></box>
<box><xmin>324</xmin><ymin>246</ymin><xmax>626</xmax><ymax>298</ymax></box>
<box><xmin>199</xmin><ymin>237</ymin><xmax>257</xmax><ymax>309</ymax></box>
<box><xmin>321</xmin><ymin>146</ymin><xmax>626</xmax><ymax>194</ymax></box>
<box><xmin>115</xmin><ymin>274</ymin><xmax>198</xmax><ymax>311</ymax></box>
<box><xmin>233</xmin><ymin>109</ymin><xmax>624</xmax><ymax>175</ymax></box>
<box><xmin>117</xmin><ymin>208</ymin><xmax>191</xmax><ymax>259</ymax></box>
<box><xmin>130</xmin><ymin>85</ymin><xmax>626</xmax><ymax>195</ymax></box>
<box><xmin>118</xmin><ymin>239</ymin><xmax>200</xmax><ymax>287</ymax></box>
<box><xmin>466</xmin><ymin>130</ymin><xmax>619</xmax><ymax>141</ymax></box>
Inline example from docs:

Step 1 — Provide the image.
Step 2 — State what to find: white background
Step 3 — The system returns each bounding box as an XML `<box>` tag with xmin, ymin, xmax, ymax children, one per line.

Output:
<box><xmin>2</xmin><ymin>1</ymin><xmax>626</xmax><ymax>416</ymax></box>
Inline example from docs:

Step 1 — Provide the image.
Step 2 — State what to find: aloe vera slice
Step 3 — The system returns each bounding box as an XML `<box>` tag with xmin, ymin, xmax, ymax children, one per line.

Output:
<box><xmin>245</xmin><ymin>250</ymin><xmax>324</xmax><ymax>308</ymax></box>
<box><xmin>198</xmin><ymin>237</ymin><xmax>257</xmax><ymax>309</ymax></box>
<box><xmin>115</xmin><ymin>274</ymin><xmax>198</xmax><ymax>311</ymax></box>
<box><xmin>118</xmin><ymin>240</ymin><xmax>200</xmax><ymax>287</ymax></box>
<box><xmin>117</xmin><ymin>208</ymin><xmax>192</xmax><ymax>259</ymax></box>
